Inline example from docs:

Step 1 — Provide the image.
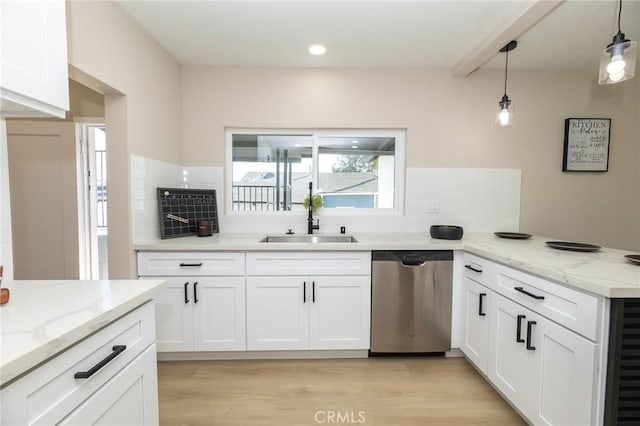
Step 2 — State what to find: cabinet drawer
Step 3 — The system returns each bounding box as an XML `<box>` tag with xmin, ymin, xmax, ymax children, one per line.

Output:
<box><xmin>137</xmin><ymin>251</ymin><xmax>245</xmax><ymax>276</ymax></box>
<box><xmin>462</xmin><ymin>252</ymin><xmax>493</xmax><ymax>286</ymax></box>
<box><xmin>246</xmin><ymin>251</ymin><xmax>371</xmax><ymax>276</ymax></box>
<box><xmin>1</xmin><ymin>302</ymin><xmax>155</xmax><ymax>426</ymax></box>
<box><xmin>493</xmin><ymin>264</ymin><xmax>602</xmax><ymax>341</ymax></box>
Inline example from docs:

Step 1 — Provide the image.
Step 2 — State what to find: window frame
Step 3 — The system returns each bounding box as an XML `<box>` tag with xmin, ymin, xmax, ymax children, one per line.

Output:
<box><xmin>225</xmin><ymin>128</ymin><xmax>405</xmax><ymax>216</ymax></box>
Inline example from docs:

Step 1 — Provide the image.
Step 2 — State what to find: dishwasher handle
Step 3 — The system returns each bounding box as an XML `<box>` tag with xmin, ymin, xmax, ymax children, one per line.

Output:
<box><xmin>401</xmin><ymin>258</ymin><xmax>426</xmax><ymax>267</ymax></box>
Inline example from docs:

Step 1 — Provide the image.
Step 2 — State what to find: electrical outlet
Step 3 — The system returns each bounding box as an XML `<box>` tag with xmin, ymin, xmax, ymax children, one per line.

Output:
<box><xmin>425</xmin><ymin>199</ymin><xmax>440</xmax><ymax>214</ymax></box>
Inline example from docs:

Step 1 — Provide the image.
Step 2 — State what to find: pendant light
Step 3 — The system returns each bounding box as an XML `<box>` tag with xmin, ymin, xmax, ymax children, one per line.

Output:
<box><xmin>495</xmin><ymin>40</ymin><xmax>517</xmax><ymax>127</ymax></box>
<box><xmin>598</xmin><ymin>0</ymin><xmax>637</xmax><ymax>85</ymax></box>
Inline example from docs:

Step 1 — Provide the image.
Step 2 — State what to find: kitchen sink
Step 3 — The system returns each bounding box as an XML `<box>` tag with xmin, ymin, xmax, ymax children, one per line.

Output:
<box><xmin>259</xmin><ymin>235</ymin><xmax>358</xmax><ymax>243</ymax></box>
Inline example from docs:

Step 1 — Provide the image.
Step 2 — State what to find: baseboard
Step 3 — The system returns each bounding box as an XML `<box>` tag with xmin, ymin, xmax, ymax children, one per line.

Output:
<box><xmin>157</xmin><ymin>349</ymin><xmax>369</xmax><ymax>361</ymax></box>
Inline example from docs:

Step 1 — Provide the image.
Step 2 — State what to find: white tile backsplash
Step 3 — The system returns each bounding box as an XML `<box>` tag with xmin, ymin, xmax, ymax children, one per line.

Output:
<box><xmin>130</xmin><ymin>155</ymin><xmax>521</xmax><ymax>240</ymax></box>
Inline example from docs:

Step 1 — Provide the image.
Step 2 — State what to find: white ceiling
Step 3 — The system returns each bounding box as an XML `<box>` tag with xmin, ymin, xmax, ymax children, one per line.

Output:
<box><xmin>117</xmin><ymin>0</ymin><xmax>639</xmax><ymax>71</ymax></box>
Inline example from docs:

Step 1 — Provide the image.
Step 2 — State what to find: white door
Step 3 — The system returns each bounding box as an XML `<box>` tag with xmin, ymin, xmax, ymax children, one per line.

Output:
<box><xmin>76</xmin><ymin>122</ymin><xmax>108</xmax><ymax>280</ymax></box>
<box><xmin>528</xmin><ymin>314</ymin><xmax>597</xmax><ymax>426</ymax></box>
<box><xmin>461</xmin><ymin>277</ymin><xmax>491</xmax><ymax>374</ymax></box>
<box><xmin>193</xmin><ymin>277</ymin><xmax>246</xmax><ymax>351</ymax></box>
<box><xmin>309</xmin><ymin>275</ymin><xmax>371</xmax><ymax>350</ymax></box>
<box><xmin>6</xmin><ymin>120</ymin><xmax>79</xmax><ymax>279</ymax></box>
<box><xmin>144</xmin><ymin>277</ymin><xmax>193</xmax><ymax>352</ymax></box>
<box><xmin>488</xmin><ymin>294</ymin><xmax>531</xmax><ymax>410</ymax></box>
<box><xmin>60</xmin><ymin>345</ymin><xmax>159</xmax><ymax>425</ymax></box>
<box><xmin>246</xmin><ymin>276</ymin><xmax>309</xmax><ymax>350</ymax></box>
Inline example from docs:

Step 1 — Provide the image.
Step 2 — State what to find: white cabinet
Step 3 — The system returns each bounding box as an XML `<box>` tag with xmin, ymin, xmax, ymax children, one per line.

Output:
<box><xmin>488</xmin><ymin>293</ymin><xmax>597</xmax><ymax>425</ymax></box>
<box><xmin>309</xmin><ymin>276</ymin><xmax>371</xmax><ymax>350</ymax></box>
<box><xmin>59</xmin><ymin>345</ymin><xmax>159</xmax><ymax>426</ymax></box>
<box><xmin>148</xmin><ymin>277</ymin><xmax>246</xmax><ymax>352</ymax></box>
<box><xmin>137</xmin><ymin>251</ymin><xmax>247</xmax><ymax>352</ymax></box>
<box><xmin>1</xmin><ymin>302</ymin><xmax>159</xmax><ymax>425</ymax></box>
<box><xmin>460</xmin><ymin>253</ymin><xmax>605</xmax><ymax>425</ymax></box>
<box><xmin>246</xmin><ymin>276</ymin><xmax>309</xmax><ymax>350</ymax></box>
<box><xmin>0</xmin><ymin>0</ymin><xmax>69</xmax><ymax>118</ymax></box>
<box><xmin>460</xmin><ymin>276</ymin><xmax>491</xmax><ymax>374</ymax></box>
<box><xmin>246</xmin><ymin>275</ymin><xmax>371</xmax><ymax>351</ymax></box>
<box><xmin>246</xmin><ymin>251</ymin><xmax>372</xmax><ymax>352</ymax></box>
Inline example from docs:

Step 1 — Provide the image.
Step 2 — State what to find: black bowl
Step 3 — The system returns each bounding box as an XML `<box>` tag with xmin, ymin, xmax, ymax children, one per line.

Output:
<box><xmin>430</xmin><ymin>225</ymin><xmax>464</xmax><ymax>240</ymax></box>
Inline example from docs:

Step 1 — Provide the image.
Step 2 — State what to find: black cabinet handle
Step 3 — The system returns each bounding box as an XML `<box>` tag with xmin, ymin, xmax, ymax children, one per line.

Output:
<box><xmin>303</xmin><ymin>281</ymin><xmax>306</xmax><ymax>303</ymax></box>
<box><xmin>193</xmin><ymin>281</ymin><xmax>199</xmax><ymax>304</ymax></box>
<box><xmin>478</xmin><ymin>293</ymin><xmax>487</xmax><ymax>316</ymax></box>
<box><xmin>516</xmin><ymin>315</ymin><xmax>526</xmax><ymax>343</ymax></box>
<box><xmin>312</xmin><ymin>281</ymin><xmax>316</xmax><ymax>303</ymax></box>
<box><xmin>464</xmin><ymin>264</ymin><xmax>482</xmax><ymax>273</ymax></box>
<box><xmin>179</xmin><ymin>262</ymin><xmax>203</xmax><ymax>267</ymax></box>
<box><xmin>514</xmin><ymin>287</ymin><xmax>545</xmax><ymax>300</ymax></box>
<box><xmin>526</xmin><ymin>321</ymin><xmax>537</xmax><ymax>350</ymax></box>
<box><xmin>74</xmin><ymin>345</ymin><xmax>126</xmax><ymax>379</ymax></box>
<box><xmin>184</xmin><ymin>282</ymin><xmax>189</xmax><ymax>304</ymax></box>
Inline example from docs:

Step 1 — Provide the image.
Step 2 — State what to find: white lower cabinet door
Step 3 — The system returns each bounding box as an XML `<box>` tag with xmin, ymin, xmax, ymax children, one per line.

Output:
<box><xmin>60</xmin><ymin>344</ymin><xmax>159</xmax><ymax>426</ymax></box>
<box><xmin>246</xmin><ymin>276</ymin><xmax>309</xmax><ymax>350</ymax></box>
<box><xmin>145</xmin><ymin>277</ymin><xmax>194</xmax><ymax>352</ymax></box>
<box><xmin>461</xmin><ymin>277</ymin><xmax>490</xmax><ymax>374</ymax></box>
<box><xmin>488</xmin><ymin>294</ymin><xmax>531</xmax><ymax>411</ymax></box>
<box><xmin>193</xmin><ymin>277</ymin><xmax>246</xmax><ymax>351</ymax></box>
<box><xmin>528</xmin><ymin>315</ymin><xmax>597</xmax><ymax>426</ymax></box>
<box><xmin>309</xmin><ymin>276</ymin><xmax>371</xmax><ymax>350</ymax></box>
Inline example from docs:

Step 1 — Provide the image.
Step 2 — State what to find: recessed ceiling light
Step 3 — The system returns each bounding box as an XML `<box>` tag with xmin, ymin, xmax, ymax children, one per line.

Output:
<box><xmin>351</xmin><ymin>145</ymin><xmax>358</xmax><ymax>149</ymax></box>
<box><xmin>309</xmin><ymin>44</ymin><xmax>327</xmax><ymax>56</ymax></box>
<box><xmin>352</xmin><ymin>140</ymin><xmax>359</xmax><ymax>144</ymax></box>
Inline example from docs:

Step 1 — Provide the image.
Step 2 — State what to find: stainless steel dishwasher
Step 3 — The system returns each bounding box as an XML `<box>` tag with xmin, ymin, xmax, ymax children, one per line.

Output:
<box><xmin>370</xmin><ymin>250</ymin><xmax>453</xmax><ymax>353</ymax></box>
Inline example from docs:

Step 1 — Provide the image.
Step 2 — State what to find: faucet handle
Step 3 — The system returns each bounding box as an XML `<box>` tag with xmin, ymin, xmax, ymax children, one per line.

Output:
<box><xmin>286</xmin><ymin>229</ymin><xmax>294</xmax><ymax>235</ymax></box>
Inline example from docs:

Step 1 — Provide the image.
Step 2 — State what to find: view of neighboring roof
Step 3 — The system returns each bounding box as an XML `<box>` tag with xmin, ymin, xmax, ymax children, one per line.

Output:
<box><xmin>235</xmin><ymin>171</ymin><xmax>378</xmax><ymax>195</ymax></box>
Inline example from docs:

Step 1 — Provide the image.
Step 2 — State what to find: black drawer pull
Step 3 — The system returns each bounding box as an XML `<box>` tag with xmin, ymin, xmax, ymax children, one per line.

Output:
<box><xmin>179</xmin><ymin>262</ymin><xmax>203</xmax><ymax>267</ymax></box>
<box><xmin>312</xmin><ymin>281</ymin><xmax>316</xmax><ymax>303</ymax></box>
<box><xmin>303</xmin><ymin>281</ymin><xmax>306</xmax><ymax>303</ymax></box>
<box><xmin>526</xmin><ymin>321</ymin><xmax>537</xmax><ymax>350</ymax></box>
<box><xmin>516</xmin><ymin>315</ymin><xmax>526</xmax><ymax>343</ymax></box>
<box><xmin>74</xmin><ymin>345</ymin><xmax>126</xmax><ymax>379</ymax></box>
<box><xmin>464</xmin><ymin>264</ymin><xmax>482</xmax><ymax>273</ymax></box>
<box><xmin>184</xmin><ymin>282</ymin><xmax>189</xmax><ymax>303</ymax></box>
<box><xmin>478</xmin><ymin>293</ymin><xmax>486</xmax><ymax>316</ymax></box>
<box><xmin>193</xmin><ymin>281</ymin><xmax>199</xmax><ymax>303</ymax></box>
<box><xmin>514</xmin><ymin>286</ymin><xmax>545</xmax><ymax>300</ymax></box>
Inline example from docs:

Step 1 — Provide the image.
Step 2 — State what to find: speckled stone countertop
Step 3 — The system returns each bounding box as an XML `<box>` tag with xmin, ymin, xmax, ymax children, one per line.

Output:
<box><xmin>134</xmin><ymin>232</ymin><xmax>640</xmax><ymax>298</ymax></box>
<box><xmin>0</xmin><ymin>279</ymin><xmax>166</xmax><ymax>386</ymax></box>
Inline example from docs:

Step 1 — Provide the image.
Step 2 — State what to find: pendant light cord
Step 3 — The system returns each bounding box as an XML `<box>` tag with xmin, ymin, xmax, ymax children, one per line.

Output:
<box><xmin>503</xmin><ymin>50</ymin><xmax>509</xmax><ymax>97</ymax></box>
<box><xmin>617</xmin><ymin>0</ymin><xmax>622</xmax><ymax>33</ymax></box>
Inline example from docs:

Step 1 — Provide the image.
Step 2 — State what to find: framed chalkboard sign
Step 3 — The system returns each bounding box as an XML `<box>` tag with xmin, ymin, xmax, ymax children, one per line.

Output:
<box><xmin>563</xmin><ymin>118</ymin><xmax>611</xmax><ymax>172</ymax></box>
<box><xmin>157</xmin><ymin>187</ymin><xmax>219</xmax><ymax>239</ymax></box>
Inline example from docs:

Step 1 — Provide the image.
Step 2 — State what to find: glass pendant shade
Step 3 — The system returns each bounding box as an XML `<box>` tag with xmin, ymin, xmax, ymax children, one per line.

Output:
<box><xmin>598</xmin><ymin>0</ymin><xmax>639</xmax><ymax>85</ymax></box>
<box><xmin>495</xmin><ymin>95</ymin><xmax>513</xmax><ymax>127</ymax></box>
<box><xmin>599</xmin><ymin>35</ymin><xmax>637</xmax><ymax>84</ymax></box>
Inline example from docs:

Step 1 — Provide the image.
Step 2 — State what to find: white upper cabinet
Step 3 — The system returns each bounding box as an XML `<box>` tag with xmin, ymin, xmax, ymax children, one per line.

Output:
<box><xmin>1</xmin><ymin>0</ymin><xmax>69</xmax><ymax>118</ymax></box>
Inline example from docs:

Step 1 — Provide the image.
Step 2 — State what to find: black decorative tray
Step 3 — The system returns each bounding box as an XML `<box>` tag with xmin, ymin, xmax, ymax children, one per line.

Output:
<box><xmin>495</xmin><ymin>232</ymin><xmax>532</xmax><ymax>240</ymax></box>
<box><xmin>157</xmin><ymin>188</ymin><xmax>219</xmax><ymax>239</ymax></box>
<box><xmin>624</xmin><ymin>254</ymin><xmax>640</xmax><ymax>265</ymax></box>
<box><xmin>545</xmin><ymin>241</ymin><xmax>601</xmax><ymax>252</ymax></box>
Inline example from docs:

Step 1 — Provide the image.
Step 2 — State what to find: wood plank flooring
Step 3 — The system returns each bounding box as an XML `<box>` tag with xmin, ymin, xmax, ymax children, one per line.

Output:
<box><xmin>157</xmin><ymin>357</ymin><xmax>525</xmax><ymax>425</ymax></box>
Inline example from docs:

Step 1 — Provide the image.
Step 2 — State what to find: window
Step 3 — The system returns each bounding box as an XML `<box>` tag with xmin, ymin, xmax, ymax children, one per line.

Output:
<box><xmin>226</xmin><ymin>129</ymin><xmax>404</xmax><ymax>214</ymax></box>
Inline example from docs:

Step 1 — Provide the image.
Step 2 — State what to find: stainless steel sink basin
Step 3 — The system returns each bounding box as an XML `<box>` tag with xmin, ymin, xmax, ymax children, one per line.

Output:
<box><xmin>259</xmin><ymin>235</ymin><xmax>358</xmax><ymax>243</ymax></box>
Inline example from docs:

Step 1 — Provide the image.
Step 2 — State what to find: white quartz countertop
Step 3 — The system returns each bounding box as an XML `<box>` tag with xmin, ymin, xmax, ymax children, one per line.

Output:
<box><xmin>134</xmin><ymin>232</ymin><xmax>640</xmax><ymax>298</ymax></box>
<box><xmin>0</xmin><ymin>279</ymin><xmax>166</xmax><ymax>387</ymax></box>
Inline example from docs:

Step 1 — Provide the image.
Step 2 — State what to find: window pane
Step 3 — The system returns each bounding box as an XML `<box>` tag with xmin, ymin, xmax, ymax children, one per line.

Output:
<box><xmin>231</xmin><ymin>134</ymin><xmax>312</xmax><ymax>211</ymax></box>
<box><xmin>318</xmin><ymin>136</ymin><xmax>395</xmax><ymax>209</ymax></box>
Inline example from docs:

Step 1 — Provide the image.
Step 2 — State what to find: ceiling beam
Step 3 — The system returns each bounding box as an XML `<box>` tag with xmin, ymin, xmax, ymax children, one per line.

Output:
<box><xmin>452</xmin><ymin>0</ymin><xmax>565</xmax><ymax>77</ymax></box>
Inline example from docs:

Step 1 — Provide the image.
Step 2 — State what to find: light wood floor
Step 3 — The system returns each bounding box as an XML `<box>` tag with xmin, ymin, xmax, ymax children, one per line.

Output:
<box><xmin>157</xmin><ymin>357</ymin><xmax>525</xmax><ymax>425</ymax></box>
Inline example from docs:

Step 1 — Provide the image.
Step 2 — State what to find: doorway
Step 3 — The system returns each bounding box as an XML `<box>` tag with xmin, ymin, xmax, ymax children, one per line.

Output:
<box><xmin>76</xmin><ymin>121</ymin><xmax>108</xmax><ymax>279</ymax></box>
